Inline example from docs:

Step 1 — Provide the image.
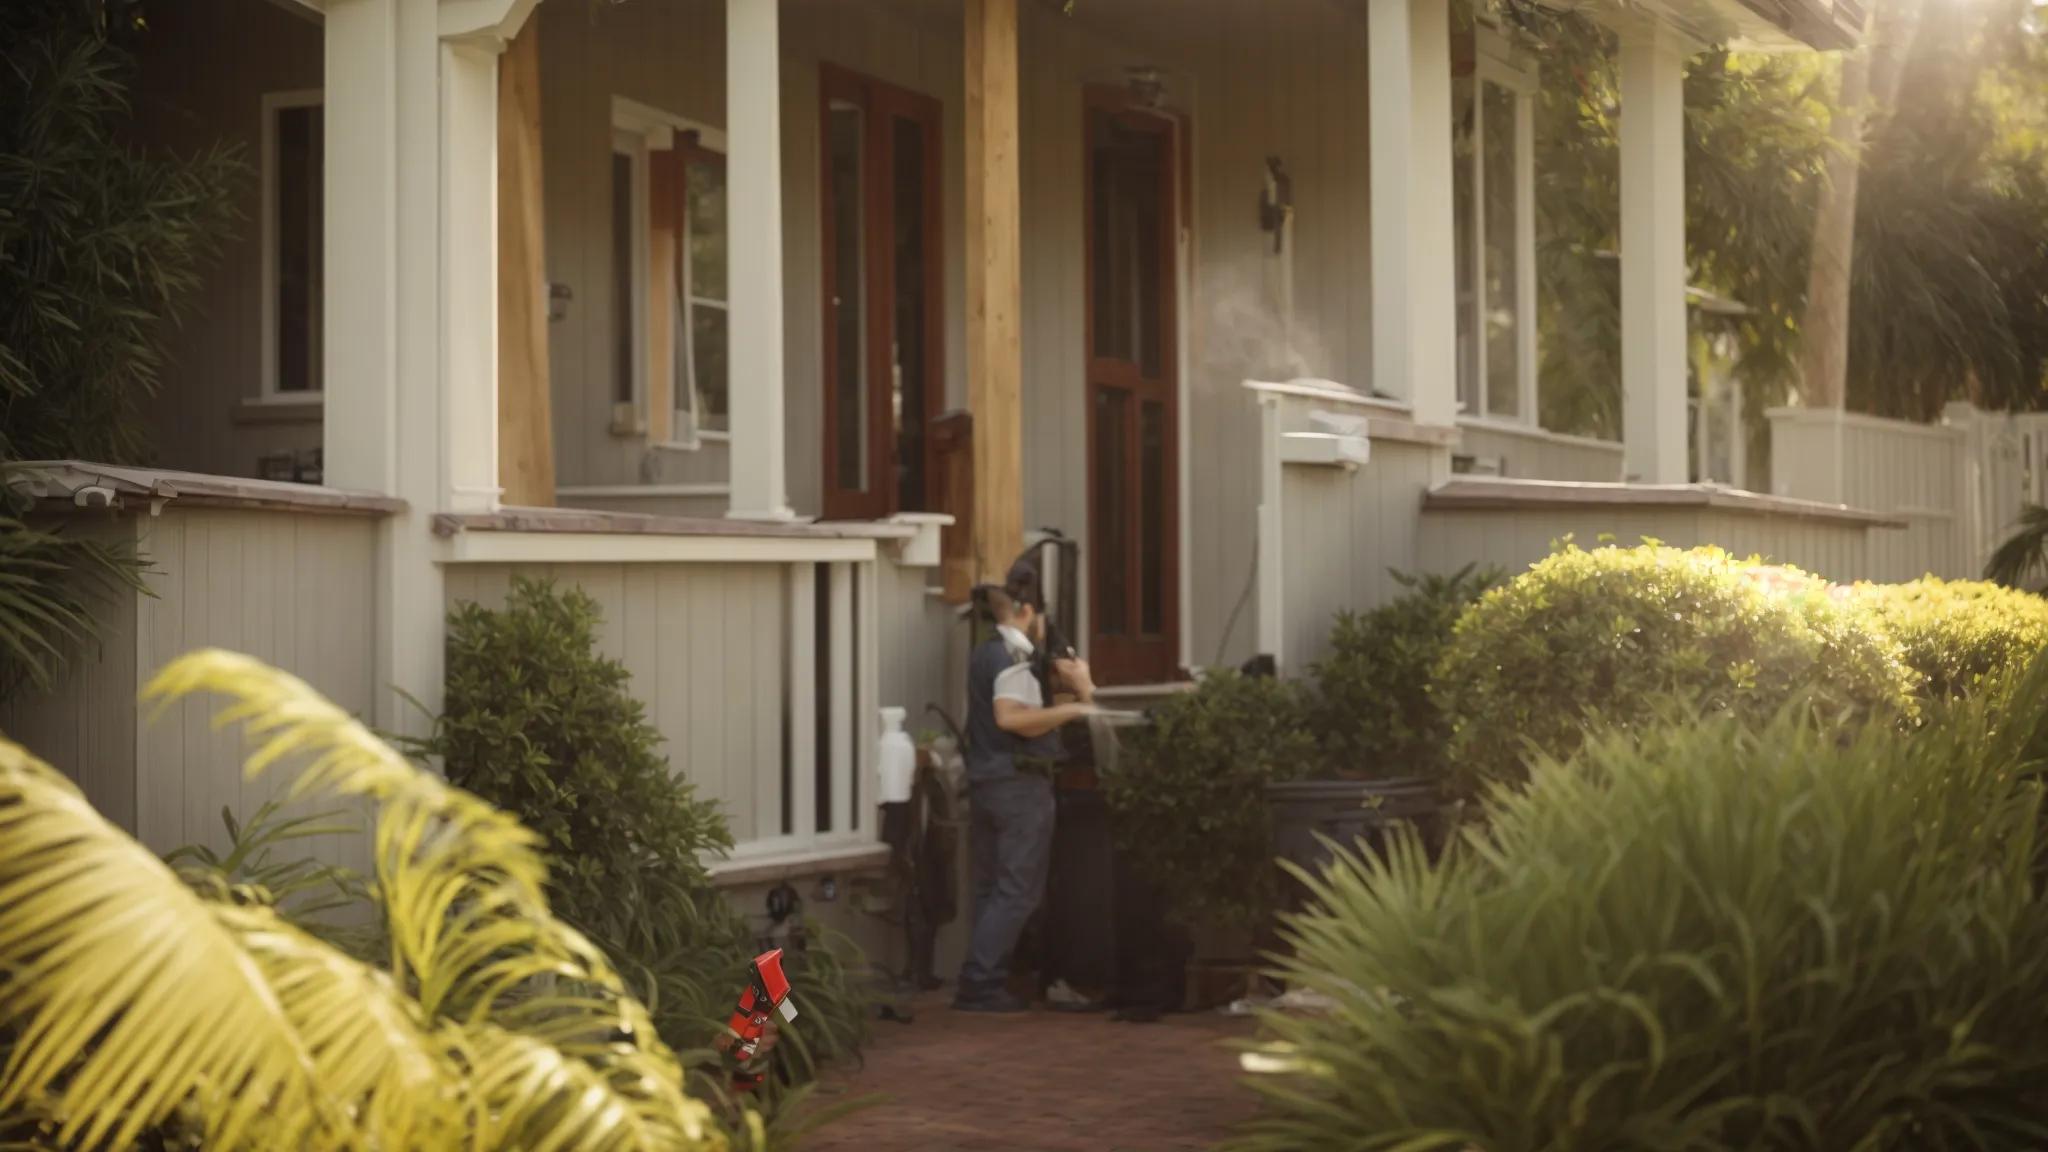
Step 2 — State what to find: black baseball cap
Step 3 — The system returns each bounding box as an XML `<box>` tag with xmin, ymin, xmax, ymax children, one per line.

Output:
<box><xmin>1003</xmin><ymin>558</ymin><xmax>1045</xmax><ymax>611</ymax></box>
<box><xmin>970</xmin><ymin>557</ymin><xmax>1045</xmax><ymax>615</ymax></box>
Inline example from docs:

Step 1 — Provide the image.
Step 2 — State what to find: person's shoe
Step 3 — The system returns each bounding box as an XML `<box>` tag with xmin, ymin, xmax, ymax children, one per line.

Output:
<box><xmin>951</xmin><ymin>989</ymin><xmax>1030</xmax><ymax>1014</ymax></box>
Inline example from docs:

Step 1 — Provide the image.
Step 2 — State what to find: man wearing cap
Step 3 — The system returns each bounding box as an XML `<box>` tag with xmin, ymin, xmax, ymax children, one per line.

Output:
<box><xmin>953</xmin><ymin>558</ymin><xmax>1096</xmax><ymax>1014</ymax></box>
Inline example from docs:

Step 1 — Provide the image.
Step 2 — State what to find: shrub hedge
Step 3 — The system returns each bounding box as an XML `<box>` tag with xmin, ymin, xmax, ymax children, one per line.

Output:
<box><xmin>1433</xmin><ymin>544</ymin><xmax>1917</xmax><ymax>792</ymax></box>
<box><xmin>1231</xmin><ymin>658</ymin><xmax>2048</xmax><ymax>1152</ymax></box>
<box><xmin>429</xmin><ymin>577</ymin><xmax>869</xmax><ymax>1111</ymax></box>
<box><xmin>1853</xmin><ymin>577</ymin><xmax>2048</xmax><ymax>700</ymax></box>
<box><xmin>1103</xmin><ymin>669</ymin><xmax>1318</xmax><ymax>934</ymax></box>
<box><xmin>1302</xmin><ymin>565</ymin><xmax>1497</xmax><ymax>779</ymax></box>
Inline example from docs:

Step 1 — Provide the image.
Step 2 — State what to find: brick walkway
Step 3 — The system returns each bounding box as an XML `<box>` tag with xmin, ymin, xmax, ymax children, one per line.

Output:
<box><xmin>794</xmin><ymin>994</ymin><xmax>1260</xmax><ymax>1151</ymax></box>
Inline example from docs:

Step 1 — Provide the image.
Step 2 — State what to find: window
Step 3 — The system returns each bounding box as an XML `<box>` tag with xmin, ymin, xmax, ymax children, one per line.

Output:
<box><xmin>263</xmin><ymin>91</ymin><xmax>324</xmax><ymax>400</ymax></box>
<box><xmin>609</xmin><ymin>98</ymin><xmax>729</xmax><ymax>446</ymax></box>
<box><xmin>819</xmin><ymin>67</ymin><xmax>944</xmax><ymax>522</ymax></box>
<box><xmin>1452</xmin><ymin>45</ymin><xmax>1537</xmax><ymax>425</ymax></box>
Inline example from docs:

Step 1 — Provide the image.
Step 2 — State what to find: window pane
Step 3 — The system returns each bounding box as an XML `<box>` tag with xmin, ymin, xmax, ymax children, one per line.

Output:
<box><xmin>1452</xmin><ymin>80</ymin><xmax>1478</xmax><ymax>417</ymax></box>
<box><xmin>1483</xmin><ymin>81</ymin><xmax>1520</xmax><ymax>419</ymax></box>
<box><xmin>892</xmin><ymin>115</ymin><xmax>930</xmax><ymax>513</ymax></box>
<box><xmin>1140</xmin><ymin>400</ymin><xmax>1165</xmax><ymax>636</ymax></box>
<box><xmin>829</xmin><ymin>101</ymin><xmax>868</xmax><ymax>494</ymax></box>
<box><xmin>686</xmin><ymin>156</ymin><xmax>726</xmax><ymax>303</ymax></box>
<box><xmin>690</xmin><ymin>303</ymin><xmax>728</xmax><ymax>432</ymax></box>
<box><xmin>611</xmin><ymin>151</ymin><xmax>635</xmax><ymax>406</ymax></box>
<box><xmin>1094</xmin><ymin>388</ymin><xmax>1131</xmax><ymax>637</ymax></box>
<box><xmin>276</xmin><ymin>105</ymin><xmax>323</xmax><ymax>393</ymax></box>
<box><xmin>1089</xmin><ymin>112</ymin><xmax>1166</xmax><ymax>377</ymax></box>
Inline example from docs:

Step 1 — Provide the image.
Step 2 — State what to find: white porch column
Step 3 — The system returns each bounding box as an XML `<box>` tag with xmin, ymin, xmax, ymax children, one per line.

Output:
<box><xmin>1368</xmin><ymin>0</ymin><xmax>1459</xmax><ymax>429</ymax></box>
<box><xmin>326</xmin><ymin>0</ymin><xmax>518</xmax><ymax>735</ymax></box>
<box><xmin>1619</xmin><ymin>23</ymin><xmax>1691</xmax><ymax>484</ymax></box>
<box><xmin>324</xmin><ymin>0</ymin><xmax>401</xmax><ymax>499</ymax></box>
<box><xmin>325</xmin><ymin>0</ymin><xmax>445</xmax><ymax>736</ymax></box>
<box><xmin>726</xmin><ymin>0</ymin><xmax>795</xmax><ymax>521</ymax></box>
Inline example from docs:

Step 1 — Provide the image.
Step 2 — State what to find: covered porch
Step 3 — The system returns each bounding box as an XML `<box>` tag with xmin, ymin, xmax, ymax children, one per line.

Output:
<box><xmin>3</xmin><ymin>0</ymin><xmax>1874</xmax><ymax>968</ymax></box>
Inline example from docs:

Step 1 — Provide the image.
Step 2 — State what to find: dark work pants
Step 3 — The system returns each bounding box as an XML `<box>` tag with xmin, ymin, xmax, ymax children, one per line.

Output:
<box><xmin>958</xmin><ymin>773</ymin><xmax>1056</xmax><ymax>1000</ymax></box>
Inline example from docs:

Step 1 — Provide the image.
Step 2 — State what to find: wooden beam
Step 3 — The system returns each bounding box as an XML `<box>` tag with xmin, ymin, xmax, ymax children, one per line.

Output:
<box><xmin>496</xmin><ymin>16</ymin><xmax>556</xmax><ymax>506</ymax></box>
<box><xmin>965</xmin><ymin>0</ymin><xmax>1023</xmax><ymax>582</ymax></box>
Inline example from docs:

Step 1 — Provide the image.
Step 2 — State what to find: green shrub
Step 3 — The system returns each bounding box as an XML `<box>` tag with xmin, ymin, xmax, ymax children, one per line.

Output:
<box><xmin>1103</xmin><ymin>670</ymin><xmax>1319</xmax><ymax>934</ymax></box>
<box><xmin>1434</xmin><ymin>544</ymin><xmax>1916</xmax><ymax>792</ymax></box>
<box><xmin>427</xmin><ymin>577</ymin><xmax>868</xmax><ymax>1108</ymax></box>
<box><xmin>1304</xmin><ymin>565</ymin><xmax>1498</xmax><ymax>778</ymax></box>
<box><xmin>1855</xmin><ymin>577</ymin><xmax>2048</xmax><ymax>700</ymax></box>
<box><xmin>1231</xmin><ymin>660</ymin><xmax>2048</xmax><ymax>1152</ymax></box>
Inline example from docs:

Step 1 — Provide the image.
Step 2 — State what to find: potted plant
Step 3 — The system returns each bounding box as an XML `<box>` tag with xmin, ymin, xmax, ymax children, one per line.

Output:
<box><xmin>1266</xmin><ymin>566</ymin><xmax>1500</xmax><ymax>908</ymax></box>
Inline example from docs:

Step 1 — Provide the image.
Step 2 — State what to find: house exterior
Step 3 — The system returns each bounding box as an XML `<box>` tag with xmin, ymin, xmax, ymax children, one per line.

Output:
<box><xmin>2</xmin><ymin>0</ymin><xmax>1883</xmax><ymax>966</ymax></box>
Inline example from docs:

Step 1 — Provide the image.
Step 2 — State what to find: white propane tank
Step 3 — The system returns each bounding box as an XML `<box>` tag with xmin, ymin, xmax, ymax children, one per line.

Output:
<box><xmin>877</xmin><ymin>706</ymin><xmax>916</xmax><ymax>805</ymax></box>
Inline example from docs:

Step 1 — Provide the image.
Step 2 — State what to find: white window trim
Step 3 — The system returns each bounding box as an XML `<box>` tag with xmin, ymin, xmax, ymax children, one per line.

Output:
<box><xmin>259</xmin><ymin>89</ymin><xmax>326</xmax><ymax>407</ymax></box>
<box><xmin>1457</xmin><ymin>44</ymin><xmax>1540</xmax><ymax>427</ymax></box>
<box><xmin>611</xmin><ymin>97</ymin><xmax>731</xmax><ymax>449</ymax></box>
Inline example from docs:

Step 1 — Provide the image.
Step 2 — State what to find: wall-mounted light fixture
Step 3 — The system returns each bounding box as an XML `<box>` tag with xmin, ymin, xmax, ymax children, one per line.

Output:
<box><xmin>1259</xmin><ymin>156</ymin><xmax>1294</xmax><ymax>256</ymax></box>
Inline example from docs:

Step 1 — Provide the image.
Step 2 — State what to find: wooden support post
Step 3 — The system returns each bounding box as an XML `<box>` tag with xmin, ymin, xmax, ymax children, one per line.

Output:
<box><xmin>965</xmin><ymin>0</ymin><xmax>1023</xmax><ymax>582</ymax></box>
<box><xmin>497</xmin><ymin>17</ymin><xmax>556</xmax><ymax>506</ymax></box>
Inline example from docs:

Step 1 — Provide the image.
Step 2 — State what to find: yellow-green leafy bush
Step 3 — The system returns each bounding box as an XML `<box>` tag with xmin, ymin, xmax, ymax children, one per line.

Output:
<box><xmin>1433</xmin><ymin>544</ymin><xmax>1916</xmax><ymax>791</ymax></box>
<box><xmin>1231</xmin><ymin>660</ymin><xmax>2048</xmax><ymax>1152</ymax></box>
<box><xmin>1854</xmin><ymin>577</ymin><xmax>2048</xmax><ymax>699</ymax></box>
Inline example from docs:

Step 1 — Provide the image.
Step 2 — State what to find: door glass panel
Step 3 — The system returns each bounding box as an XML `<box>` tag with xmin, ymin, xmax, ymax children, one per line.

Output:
<box><xmin>1452</xmin><ymin>79</ymin><xmax>1478</xmax><ymax>417</ymax></box>
<box><xmin>611</xmin><ymin>150</ymin><xmax>636</xmax><ymax>406</ymax></box>
<box><xmin>1482</xmin><ymin>81</ymin><xmax>1520</xmax><ymax>419</ymax></box>
<box><xmin>276</xmin><ymin>105</ymin><xmax>323</xmax><ymax>394</ymax></box>
<box><xmin>1140</xmin><ymin>400</ymin><xmax>1165</xmax><ymax>636</ymax></box>
<box><xmin>1095</xmin><ymin>388</ymin><xmax>1132</xmax><ymax>637</ymax></box>
<box><xmin>684</xmin><ymin>154</ymin><xmax>729</xmax><ymax>431</ymax></box>
<box><xmin>892</xmin><ymin>115</ymin><xmax>930</xmax><ymax>512</ymax></box>
<box><xmin>828</xmin><ymin>100</ymin><xmax>868</xmax><ymax>493</ymax></box>
<box><xmin>1089</xmin><ymin>111</ymin><xmax>1166</xmax><ymax>378</ymax></box>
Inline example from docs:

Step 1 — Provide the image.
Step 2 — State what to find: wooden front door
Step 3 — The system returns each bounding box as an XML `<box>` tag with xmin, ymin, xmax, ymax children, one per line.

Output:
<box><xmin>820</xmin><ymin>67</ymin><xmax>944</xmax><ymax>522</ymax></box>
<box><xmin>1084</xmin><ymin>93</ymin><xmax>1180</xmax><ymax>686</ymax></box>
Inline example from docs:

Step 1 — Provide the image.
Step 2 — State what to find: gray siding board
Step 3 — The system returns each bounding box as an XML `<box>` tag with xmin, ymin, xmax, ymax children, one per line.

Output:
<box><xmin>1416</xmin><ymin>508</ymin><xmax>1876</xmax><ymax>588</ymax></box>
<box><xmin>1278</xmin><ymin>438</ymin><xmax>1440</xmax><ymax>671</ymax></box>
<box><xmin>0</xmin><ymin>516</ymin><xmax>143</xmax><ymax>832</ymax></box>
<box><xmin>444</xmin><ymin>561</ymin><xmax>791</xmax><ymax>841</ymax></box>
<box><xmin>1457</xmin><ymin>424</ymin><xmax>1625</xmax><ymax>483</ymax></box>
<box><xmin>134</xmin><ymin>509</ymin><xmax>379</xmax><ymax>868</ymax></box>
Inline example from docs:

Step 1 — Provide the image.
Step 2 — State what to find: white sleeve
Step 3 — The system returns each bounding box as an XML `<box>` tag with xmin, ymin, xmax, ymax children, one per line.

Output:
<box><xmin>993</xmin><ymin>662</ymin><xmax>1044</xmax><ymax>707</ymax></box>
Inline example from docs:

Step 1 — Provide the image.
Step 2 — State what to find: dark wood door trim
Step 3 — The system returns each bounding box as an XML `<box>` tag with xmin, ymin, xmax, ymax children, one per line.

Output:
<box><xmin>1082</xmin><ymin>85</ymin><xmax>1185</xmax><ymax>686</ymax></box>
<box><xmin>819</xmin><ymin>64</ymin><xmax>945</xmax><ymax>523</ymax></box>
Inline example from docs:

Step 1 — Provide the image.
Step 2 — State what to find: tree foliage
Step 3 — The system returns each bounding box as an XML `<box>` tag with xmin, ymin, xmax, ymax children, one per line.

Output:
<box><xmin>1492</xmin><ymin>0</ymin><xmax>2048</xmax><ymax>441</ymax></box>
<box><xmin>0</xmin><ymin>0</ymin><xmax>241</xmax><ymax>704</ymax></box>
<box><xmin>0</xmin><ymin>0</ymin><xmax>244</xmax><ymax>463</ymax></box>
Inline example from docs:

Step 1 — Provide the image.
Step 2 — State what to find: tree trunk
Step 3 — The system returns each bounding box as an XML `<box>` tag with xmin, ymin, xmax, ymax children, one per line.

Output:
<box><xmin>1799</xmin><ymin>0</ymin><xmax>1922</xmax><ymax>410</ymax></box>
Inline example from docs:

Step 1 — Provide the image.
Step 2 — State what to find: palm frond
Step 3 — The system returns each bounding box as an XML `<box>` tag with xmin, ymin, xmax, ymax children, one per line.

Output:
<box><xmin>143</xmin><ymin>648</ymin><xmax>730</xmax><ymax>1149</ymax></box>
<box><xmin>219</xmin><ymin>903</ymin><xmax>466</xmax><ymax>1148</ymax></box>
<box><xmin>0</xmin><ymin>741</ymin><xmax>323</xmax><ymax>1151</ymax></box>
<box><xmin>1986</xmin><ymin>503</ymin><xmax>2048</xmax><ymax>588</ymax></box>
<box><xmin>466</xmin><ymin>1024</ymin><xmax>725</xmax><ymax>1152</ymax></box>
<box><xmin>142</xmin><ymin>650</ymin><xmax>556</xmax><ymax>999</ymax></box>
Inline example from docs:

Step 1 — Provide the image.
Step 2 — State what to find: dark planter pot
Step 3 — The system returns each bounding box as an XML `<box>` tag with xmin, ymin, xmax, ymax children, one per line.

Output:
<box><xmin>1266</xmin><ymin>777</ymin><xmax>1448</xmax><ymax>919</ymax></box>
